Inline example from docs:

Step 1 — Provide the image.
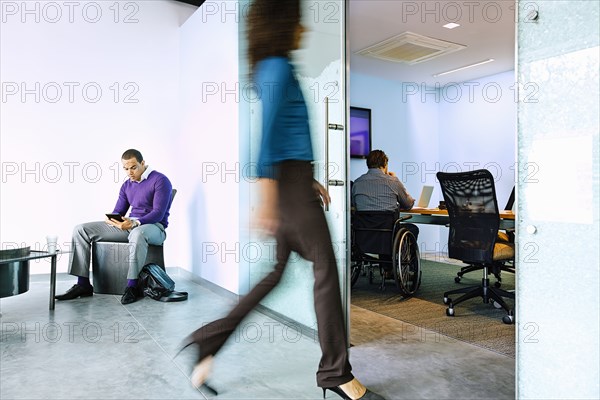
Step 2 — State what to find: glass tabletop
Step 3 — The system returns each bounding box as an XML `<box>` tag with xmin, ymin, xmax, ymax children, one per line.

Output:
<box><xmin>0</xmin><ymin>250</ymin><xmax>70</xmax><ymax>264</ymax></box>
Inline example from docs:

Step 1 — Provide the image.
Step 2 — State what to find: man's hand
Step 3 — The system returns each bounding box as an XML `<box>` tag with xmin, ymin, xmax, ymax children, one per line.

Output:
<box><xmin>387</xmin><ymin>171</ymin><xmax>397</xmax><ymax>177</ymax></box>
<box><xmin>106</xmin><ymin>217</ymin><xmax>136</xmax><ymax>231</ymax></box>
<box><xmin>313</xmin><ymin>180</ymin><xmax>331</xmax><ymax>207</ymax></box>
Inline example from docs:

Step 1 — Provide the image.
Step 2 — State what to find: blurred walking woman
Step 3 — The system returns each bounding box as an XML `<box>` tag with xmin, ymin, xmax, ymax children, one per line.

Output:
<box><xmin>181</xmin><ymin>1</ymin><xmax>384</xmax><ymax>399</ymax></box>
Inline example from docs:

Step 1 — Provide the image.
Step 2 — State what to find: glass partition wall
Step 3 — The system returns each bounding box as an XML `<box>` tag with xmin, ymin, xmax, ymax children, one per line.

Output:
<box><xmin>244</xmin><ymin>1</ymin><xmax>350</xmax><ymax>335</ymax></box>
<box><xmin>516</xmin><ymin>1</ymin><xmax>599</xmax><ymax>397</ymax></box>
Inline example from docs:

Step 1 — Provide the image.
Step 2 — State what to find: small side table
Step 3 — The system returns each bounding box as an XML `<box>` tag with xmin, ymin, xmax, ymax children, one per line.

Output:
<box><xmin>0</xmin><ymin>250</ymin><xmax>69</xmax><ymax>310</ymax></box>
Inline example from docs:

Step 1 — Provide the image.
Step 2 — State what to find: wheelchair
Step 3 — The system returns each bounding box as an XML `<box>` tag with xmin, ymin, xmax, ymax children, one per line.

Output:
<box><xmin>350</xmin><ymin>210</ymin><xmax>422</xmax><ymax>297</ymax></box>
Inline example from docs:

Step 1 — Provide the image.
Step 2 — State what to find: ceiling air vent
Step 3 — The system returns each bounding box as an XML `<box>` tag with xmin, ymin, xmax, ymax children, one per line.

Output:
<box><xmin>355</xmin><ymin>32</ymin><xmax>466</xmax><ymax>65</ymax></box>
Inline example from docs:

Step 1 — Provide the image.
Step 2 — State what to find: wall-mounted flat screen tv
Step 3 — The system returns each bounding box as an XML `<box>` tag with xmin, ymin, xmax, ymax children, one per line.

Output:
<box><xmin>350</xmin><ymin>107</ymin><xmax>372</xmax><ymax>159</ymax></box>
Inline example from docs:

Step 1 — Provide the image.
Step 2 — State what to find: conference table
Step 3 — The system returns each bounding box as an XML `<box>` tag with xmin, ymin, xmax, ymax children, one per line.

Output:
<box><xmin>400</xmin><ymin>208</ymin><xmax>516</xmax><ymax>230</ymax></box>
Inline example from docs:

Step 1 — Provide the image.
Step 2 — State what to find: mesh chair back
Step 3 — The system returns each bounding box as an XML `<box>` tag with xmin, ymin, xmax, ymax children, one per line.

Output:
<box><xmin>352</xmin><ymin>210</ymin><xmax>398</xmax><ymax>256</ymax></box>
<box><xmin>437</xmin><ymin>169</ymin><xmax>500</xmax><ymax>264</ymax></box>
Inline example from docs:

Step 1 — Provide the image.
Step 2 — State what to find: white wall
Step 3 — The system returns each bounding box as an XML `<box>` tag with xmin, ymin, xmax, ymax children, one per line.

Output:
<box><xmin>177</xmin><ymin>3</ymin><xmax>241</xmax><ymax>293</ymax></box>
<box><xmin>438</xmin><ymin>70</ymin><xmax>517</xmax><ymax>204</ymax></box>
<box><xmin>350</xmin><ymin>70</ymin><xmax>516</xmax><ymax>254</ymax></box>
<box><xmin>0</xmin><ymin>1</ymin><xmax>240</xmax><ymax>284</ymax></box>
<box><xmin>0</xmin><ymin>0</ymin><xmax>192</xmax><ymax>252</ymax></box>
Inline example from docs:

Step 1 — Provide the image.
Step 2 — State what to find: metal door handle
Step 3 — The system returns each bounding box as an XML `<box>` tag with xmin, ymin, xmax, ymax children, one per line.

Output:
<box><xmin>324</xmin><ymin>98</ymin><xmax>345</xmax><ymax>211</ymax></box>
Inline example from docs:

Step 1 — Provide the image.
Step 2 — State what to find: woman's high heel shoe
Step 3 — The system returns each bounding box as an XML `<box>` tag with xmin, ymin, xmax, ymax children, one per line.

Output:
<box><xmin>322</xmin><ymin>386</ymin><xmax>385</xmax><ymax>400</ymax></box>
<box><xmin>175</xmin><ymin>337</ymin><xmax>218</xmax><ymax>396</ymax></box>
<box><xmin>191</xmin><ymin>355</ymin><xmax>215</xmax><ymax>391</ymax></box>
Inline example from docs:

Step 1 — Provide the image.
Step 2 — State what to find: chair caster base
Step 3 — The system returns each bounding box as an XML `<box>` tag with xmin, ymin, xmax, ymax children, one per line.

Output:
<box><xmin>502</xmin><ymin>312</ymin><xmax>515</xmax><ymax>324</ymax></box>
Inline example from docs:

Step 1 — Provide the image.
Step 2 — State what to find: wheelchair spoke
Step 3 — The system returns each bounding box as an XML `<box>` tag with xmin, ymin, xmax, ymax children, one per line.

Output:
<box><xmin>392</xmin><ymin>229</ymin><xmax>422</xmax><ymax>297</ymax></box>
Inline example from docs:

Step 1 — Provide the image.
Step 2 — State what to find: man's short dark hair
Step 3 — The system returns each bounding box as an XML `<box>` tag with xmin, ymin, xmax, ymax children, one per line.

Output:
<box><xmin>366</xmin><ymin>150</ymin><xmax>388</xmax><ymax>169</ymax></box>
<box><xmin>122</xmin><ymin>149</ymin><xmax>143</xmax><ymax>163</ymax></box>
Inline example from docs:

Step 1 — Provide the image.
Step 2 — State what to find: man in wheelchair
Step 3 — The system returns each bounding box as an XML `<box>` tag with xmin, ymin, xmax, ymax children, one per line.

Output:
<box><xmin>350</xmin><ymin>150</ymin><xmax>421</xmax><ymax>297</ymax></box>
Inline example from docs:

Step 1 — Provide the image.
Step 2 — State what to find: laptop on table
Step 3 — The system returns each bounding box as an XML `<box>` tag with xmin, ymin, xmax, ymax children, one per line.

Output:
<box><xmin>413</xmin><ymin>185</ymin><xmax>434</xmax><ymax>209</ymax></box>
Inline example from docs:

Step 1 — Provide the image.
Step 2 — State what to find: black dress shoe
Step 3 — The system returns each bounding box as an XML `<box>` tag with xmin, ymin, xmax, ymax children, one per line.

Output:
<box><xmin>121</xmin><ymin>286</ymin><xmax>142</xmax><ymax>304</ymax></box>
<box><xmin>55</xmin><ymin>284</ymin><xmax>93</xmax><ymax>300</ymax></box>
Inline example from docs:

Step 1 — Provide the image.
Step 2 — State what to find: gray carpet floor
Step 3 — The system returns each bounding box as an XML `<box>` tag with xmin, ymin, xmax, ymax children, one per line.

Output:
<box><xmin>351</xmin><ymin>259</ymin><xmax>516</xmax><ymax>357</ymax></box>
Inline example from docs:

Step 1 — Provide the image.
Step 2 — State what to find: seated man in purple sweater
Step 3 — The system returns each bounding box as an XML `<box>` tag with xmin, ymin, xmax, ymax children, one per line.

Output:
<box><xmin>55</xmin><ymin>149</ymin><xmax>173</xmax><ymax>305</ymax></box>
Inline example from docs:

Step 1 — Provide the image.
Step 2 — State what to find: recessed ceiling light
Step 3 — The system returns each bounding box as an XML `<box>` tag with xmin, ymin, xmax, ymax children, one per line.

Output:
<box><xmin>443</xmin><ymin>23</ymin><xmax>460</xmax><ymax>29</ymax></box>
<box><xmin>432</xmin><ymin>59</ymin><xmax>495</xmax><ymax>77</ymax></box>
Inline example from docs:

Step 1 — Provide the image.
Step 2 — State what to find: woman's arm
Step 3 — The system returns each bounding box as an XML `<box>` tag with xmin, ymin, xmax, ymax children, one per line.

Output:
<box><xmin>256</xmin><ymin>178</ymin><xmax>279</xmax><ymax>236</ymax></box>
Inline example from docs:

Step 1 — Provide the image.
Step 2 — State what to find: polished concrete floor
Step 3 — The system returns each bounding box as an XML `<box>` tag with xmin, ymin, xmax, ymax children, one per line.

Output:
<box><xmin>0</xmin><ymin>270</ymin><xmax>515</xmax><ymax>399</ymax></box>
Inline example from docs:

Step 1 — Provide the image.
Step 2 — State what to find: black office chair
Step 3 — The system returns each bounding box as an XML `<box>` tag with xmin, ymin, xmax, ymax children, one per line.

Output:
<box><xmin>350</xmin><ymin>210</ymin><xmax>421</xmax><ymax>297</ymax></box>
<box><xmin>437</xmin><ymin>170</ymin><xmax>515</xmax><ymax>324</ymax></box>
<box><xmin>453</xmin><ymin>186</ymin><xmax>515</xmax><ymax>287</ymax></box>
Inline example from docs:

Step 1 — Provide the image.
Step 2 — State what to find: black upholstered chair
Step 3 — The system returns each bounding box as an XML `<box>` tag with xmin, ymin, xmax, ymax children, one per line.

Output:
<box><xmin>350</xmin><ymin>210</ymin><xmax>421</xmax><ymax>297</ymax></box>
<box><xmin>437</xmin><ymin>170</ymin><xmax>515</xmax><ymax>324</ymax></box>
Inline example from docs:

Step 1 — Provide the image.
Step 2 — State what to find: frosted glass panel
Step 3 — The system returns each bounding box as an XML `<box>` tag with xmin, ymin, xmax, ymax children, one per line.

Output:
<box><xmin>517</xmin><ymin>1</ymin><xmax>599</xmax><ymax>398</ymax></box>
<box><xmin>245</xmin><ymin>0</ymin><xmax>348</xmax><ymax>330</ymax></box>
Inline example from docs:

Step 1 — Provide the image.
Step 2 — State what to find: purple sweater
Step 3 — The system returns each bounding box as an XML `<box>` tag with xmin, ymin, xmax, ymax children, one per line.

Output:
<box><xmin>112</xmin><ymin>170</ymin><xmax>173</xmax><ymax>228</ymax></box>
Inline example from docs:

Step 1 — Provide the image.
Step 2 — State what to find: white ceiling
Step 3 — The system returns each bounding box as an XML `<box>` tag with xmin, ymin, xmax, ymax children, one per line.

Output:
<box><xmin>349</xmin><ymin>0</ymin><xmax>516</xmax><ymax>86</ymax></box>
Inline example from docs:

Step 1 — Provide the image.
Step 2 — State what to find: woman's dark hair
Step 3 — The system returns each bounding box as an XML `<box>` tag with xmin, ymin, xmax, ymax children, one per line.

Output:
<box><xmin>366</xmin><ymin>150</ymin><xmax>388</xmax><ymax>169</ymax></box>
<box><xmin>121</xmin><ymin>149</ymin><xmax>143</xmax><ymax>163</ymax></box>
<box><xmin>247</xmin><ymin>0</ymin><xmax>301</xmax><ymax>73</ymax></box>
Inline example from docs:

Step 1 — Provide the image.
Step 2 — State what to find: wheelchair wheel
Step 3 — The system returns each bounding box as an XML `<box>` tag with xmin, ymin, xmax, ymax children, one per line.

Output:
<box><xmin>392</xmin><ymin>228</ymin><xmax>421</xmax><ymax>297</ymax></box>
<box><xmin>350</xmin><ymin>261</ymin><xmax>362</xmax><ymax>287</ymax></box>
